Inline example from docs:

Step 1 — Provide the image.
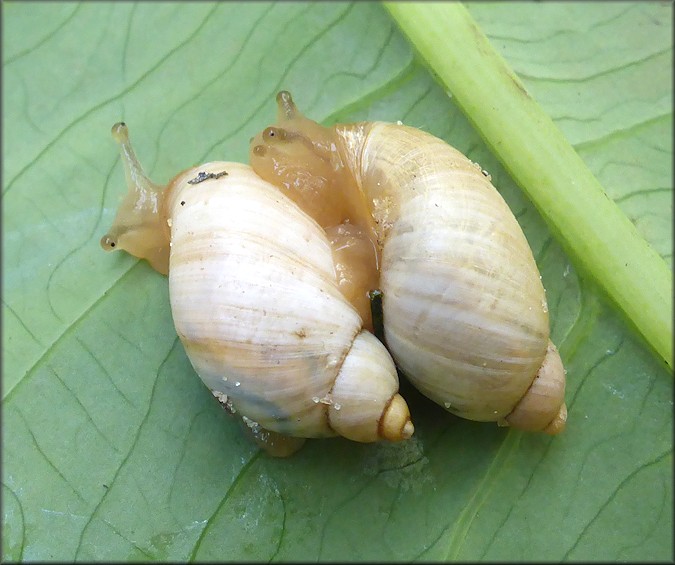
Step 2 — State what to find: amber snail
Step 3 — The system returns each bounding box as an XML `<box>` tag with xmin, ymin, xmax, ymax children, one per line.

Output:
<box><xmin>101</xmin><ymin>91</ymin><xmax>567</xmax><ymax>456</ymax></box>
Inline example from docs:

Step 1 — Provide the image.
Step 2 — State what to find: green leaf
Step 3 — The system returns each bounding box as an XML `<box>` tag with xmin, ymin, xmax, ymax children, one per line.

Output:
<box><xmin>2</xmin><ymin>2</ymin><xmax>672</xmax><ymax>561</ymax></box>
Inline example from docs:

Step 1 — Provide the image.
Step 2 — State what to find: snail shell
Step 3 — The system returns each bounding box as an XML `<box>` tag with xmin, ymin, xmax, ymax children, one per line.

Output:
<box><xmin>250</xmin><ymin>92</ymin><xmax>567</xmax><ymax>434</ymax></box>
<box><xmin>101</xmin><ymin>124</ymin><xmax>414</xmax><ymax>456</ymax></box>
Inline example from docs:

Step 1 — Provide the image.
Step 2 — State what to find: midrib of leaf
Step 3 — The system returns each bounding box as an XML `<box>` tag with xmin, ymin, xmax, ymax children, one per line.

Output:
<box><xmin>384</xmin><ymin>2</ymin><xmax>673</xmax><ymax>369</ymax></box>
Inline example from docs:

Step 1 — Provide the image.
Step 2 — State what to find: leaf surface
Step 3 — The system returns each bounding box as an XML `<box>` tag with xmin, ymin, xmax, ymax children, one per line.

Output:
<box><xmin>2</xmin><ymin>2</ymin><xmax>672</xmax><ymax>561</ymax></box>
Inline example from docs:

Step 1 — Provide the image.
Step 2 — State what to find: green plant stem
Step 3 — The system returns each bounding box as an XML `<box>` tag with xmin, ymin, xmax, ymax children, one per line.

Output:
<box><xmin>384</xmin><ymin>1</ymin><xmax>673</xmax><ymax>370</ymax></box>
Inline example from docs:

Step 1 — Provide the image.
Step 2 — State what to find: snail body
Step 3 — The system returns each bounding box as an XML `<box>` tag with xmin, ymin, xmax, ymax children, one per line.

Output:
<box><xmin>102</xmin><ymin>124</ymin><xmax>413</xmax><ymax>456</ymax></box>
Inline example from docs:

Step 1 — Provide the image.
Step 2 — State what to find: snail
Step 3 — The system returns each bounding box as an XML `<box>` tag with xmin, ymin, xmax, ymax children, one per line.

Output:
<box><xmin>248</xmin><ymin>92</ymin><xmax>567</xmax><ymax>435</ymax></box>
<box><xmin>101</xmin><ymin>91</ymin><xmax>567</xmax><ymax>455</ymax></box>
<box><xmin>101</xmin><ymin>123</ymin><xmax>414</xmax><ymax>457</ymax></box>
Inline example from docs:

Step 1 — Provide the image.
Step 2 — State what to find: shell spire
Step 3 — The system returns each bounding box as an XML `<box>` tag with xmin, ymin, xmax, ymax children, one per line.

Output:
<box><xmin>501</xmin><ymin>341</ymin><xmax>567</xmax><ymax>434</ymax></box>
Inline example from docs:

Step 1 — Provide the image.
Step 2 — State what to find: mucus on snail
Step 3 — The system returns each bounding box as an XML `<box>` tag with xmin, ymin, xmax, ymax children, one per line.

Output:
<box><xmin>101</xmin><ymin>91</ymin><xmax>567</xmax><ymax>456</ymax></box>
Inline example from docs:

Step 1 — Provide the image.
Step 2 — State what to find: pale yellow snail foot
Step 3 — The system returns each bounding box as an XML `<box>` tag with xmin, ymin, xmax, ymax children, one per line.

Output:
<box><xmin>500</xmin><ymin>340</ymin><xmax>567</xmax><ymax>435</ymax></box>
<box><xmin>239</xmin><ymin>416</ymin><xmax>307</xmax><ymax>458</ymax></box>
<box><xmin>212</xmin><ymin>390</ymin><xmax>306</xmax><ymax>457</ymax></box>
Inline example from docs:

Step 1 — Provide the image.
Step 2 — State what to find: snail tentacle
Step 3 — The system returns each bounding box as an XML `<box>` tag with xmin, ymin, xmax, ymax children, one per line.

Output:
<box><xmin>101</xmin><ymin>123</ymin><xmax>171</xmax><ymax>274</ymax></box>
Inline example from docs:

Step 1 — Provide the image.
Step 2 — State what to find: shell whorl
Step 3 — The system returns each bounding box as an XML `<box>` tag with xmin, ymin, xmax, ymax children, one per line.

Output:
<box><xmin>335</xmin><ymin>121</ymin><xmax>566</xmax><ymax>431</ymax></box>
<box><xmin>167</xmin><ymin>162</ymin><xmax>413</xmax><ymax>441</ymax></box>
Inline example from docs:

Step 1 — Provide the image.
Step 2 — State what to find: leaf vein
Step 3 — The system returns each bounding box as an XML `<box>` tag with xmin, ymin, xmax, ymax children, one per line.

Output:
<box><xmin>198</xmin><ymin>2</ymin><xmax>356</xmax><ymax>161</ymax></box>
<box><xmin>1</xmin><ymin>481</ymin><xmax>27</xmax><ymax>562</ymax></box>
<box><xmin>574</xmin><ymin>113</ymin><xmax>672</xmax><ymax>152</ymax></box>
<box><xmin>3</xmin><ymin>4</ymin><xmax>83</xmax><ymax>66</ymax></box>
<box><xmin>268</xmin><ymin>487</ymin><xmax>286</xmax><ymax>562</ymax></box>
<box><xmin>613</xmin><ymin>187</ymin><xmax>672</xmax><ymax>204</ymax></box>
<box><xmin>562</xmin><ymin>449</ymin><xmax>672</xmax><ymax>560</ymax></box>
<box><xmin>148</xmin><ymin>3</ymin><xmax>273</xmax><ymax>172</ymax></box>
<box><xmin>3</xmin><ymin>4</ymin><xmax>220</xmax><ymax>198</ymax></box>
<box><xmin>188</xmin><ymin>450</ymin><xmax>263</xmax><ymax>561</ymax></box>
<box><xmin>2</xmin><ymin>262</ymin><xmax>144</xmax><ymax>402</ymax></box>
<box><xmin>48</xmin><ymin>365</ymin><xmax>121</xmax><ymax>453</ymax></box>
<box><xmin>73</xmin><ymin>337</ymin><xmax>179</xmax><ymax>558</ymax></box>
<box><xmin>442</xmin><ymin>430</ymin><xmax>521</xmax><ymax>560</ymax></box>
<box><xmin>14</xmin><ymin>408</ymin><xmax>87</xmax><ymax>503</ymax></box>
<box><xmin>516</xmin><ymin>46</ymin><xmax>671</xmax><ymax>84</ymax></box>
<box><xmin>2</xmin><ymin>298</ymin><xmax>44</xmax><ymax>348</ymax></box>
<box><xmin>76</xmin><ymin>335</ymin><xmax>138</xmax><ymax>409</ymax></box>
<box><xmin>317</xmin><ymin>476</ymin><xmax>377</xmax><ymax>560</ymax></box>
<box><xmin>100</xmin><ymin>517</ymin><xmax>155</xmax><ymax>559</ymax></box>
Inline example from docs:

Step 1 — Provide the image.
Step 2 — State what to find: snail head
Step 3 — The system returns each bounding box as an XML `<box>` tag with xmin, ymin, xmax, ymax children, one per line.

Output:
<box><xmin>101</xmin><ymin>122</ymin><xmax>171</xmax><ymax>275</ymax></box>
<box><xmin>249</xmin><ymin>91</ymin><xmax>351</xmax><ymax>227</ymax></box>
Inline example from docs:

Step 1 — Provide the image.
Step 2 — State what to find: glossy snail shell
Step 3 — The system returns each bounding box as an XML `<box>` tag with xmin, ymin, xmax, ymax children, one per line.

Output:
<box><xmin>101</xmin><ymin>124</ymin><xmax>413</xmax><ymax>456</ymax></box>
<box><xmin>249</xmin><ymin>92</ymin><xmax>567</xmax><ymax>434</ymax></box>
<box><xmin>345</xmin><ymin>123</ymin><xmax>565</xmax><ymax>430</ymax></box>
